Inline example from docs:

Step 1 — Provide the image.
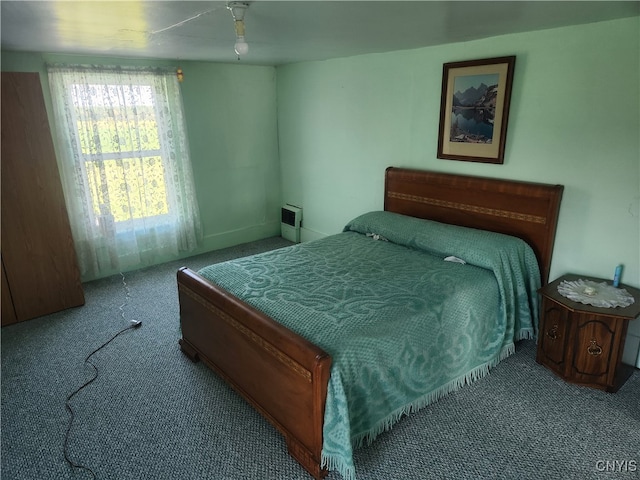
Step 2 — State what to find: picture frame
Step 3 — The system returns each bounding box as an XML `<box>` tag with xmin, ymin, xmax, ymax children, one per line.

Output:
<box><xmin>437</xmin><ymin>56</ymin><xmax>516</xmax><ymax>164</ymax></box>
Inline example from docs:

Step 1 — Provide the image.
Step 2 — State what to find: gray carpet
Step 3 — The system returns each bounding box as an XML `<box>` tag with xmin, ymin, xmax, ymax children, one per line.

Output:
<box><xmin>2</xmin><ymin>237</ymin><xmax>639</xmax><ymax>480</ymax></box>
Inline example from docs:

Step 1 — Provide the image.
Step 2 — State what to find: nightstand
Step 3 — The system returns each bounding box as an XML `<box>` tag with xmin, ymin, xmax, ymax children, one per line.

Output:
<box><xmin>536</xmin><ymin>274</ymin><xmax>640</xmax><ymax>392</ymax></box>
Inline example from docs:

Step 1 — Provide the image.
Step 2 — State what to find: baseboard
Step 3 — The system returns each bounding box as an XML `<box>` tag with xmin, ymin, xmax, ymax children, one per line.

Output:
<box><xmin>300</xmin><ymin>227</ymin><xmax>327</xmax><ymax>243</ymax></box>
<box><xmin>199</xmin><ymin>222</ymin><xmax>282</xmax><ymax>252</ymax></box>
<box><xmin>79</xmin><ymin>222</ymin><xmax>282</xmax><ymax>282</ymax></box>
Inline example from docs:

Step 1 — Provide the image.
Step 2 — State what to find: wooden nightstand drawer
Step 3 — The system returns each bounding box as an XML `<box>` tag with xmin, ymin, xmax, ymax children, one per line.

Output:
<box><xmin>570</xmin><ymin>315</ymin><xmax>617</xmax><ymax>383</ymax></box>
<box><xmin>538</xmin><ymin>302</ymin><xmax>569</xmax><ymax>372</ymax></box>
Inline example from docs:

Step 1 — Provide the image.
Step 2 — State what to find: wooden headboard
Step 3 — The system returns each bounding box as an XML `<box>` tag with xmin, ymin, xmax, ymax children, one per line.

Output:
<box><xmin>384</xmin><ymin>167</ymin><xmax>563</xmax><ymax>284</ymax></box>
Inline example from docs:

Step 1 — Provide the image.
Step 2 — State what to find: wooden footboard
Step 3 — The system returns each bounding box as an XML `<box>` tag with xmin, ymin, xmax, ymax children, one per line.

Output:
<box><xmin>177</xmin><ymin>267</ymin><xmax>332</xmax><ymax>479</ymax></box>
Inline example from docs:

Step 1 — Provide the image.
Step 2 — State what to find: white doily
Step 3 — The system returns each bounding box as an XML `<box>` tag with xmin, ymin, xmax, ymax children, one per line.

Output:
<box><xmin>557</xmin><ymin>279</ymin><xmax>635</xmax><ymax>308</ymax></box>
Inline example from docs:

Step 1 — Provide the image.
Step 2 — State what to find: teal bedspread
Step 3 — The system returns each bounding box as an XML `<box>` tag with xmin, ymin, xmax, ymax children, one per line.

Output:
<box><xmin>197</xmin><ymin>211</ymin><xmax>541</xmax><ymax>480</ymax></box>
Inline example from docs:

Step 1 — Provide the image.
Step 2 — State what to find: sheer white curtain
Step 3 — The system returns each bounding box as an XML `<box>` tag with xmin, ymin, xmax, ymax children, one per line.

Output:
<box><xmin>48</xmin><ymin>65</ymin><xmax>201</xmax><ymax>280</ymax></box>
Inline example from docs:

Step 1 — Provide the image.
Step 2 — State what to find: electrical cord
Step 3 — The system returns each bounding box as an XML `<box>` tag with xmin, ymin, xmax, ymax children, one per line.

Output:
<box><xmin>64</xmin><ymin>273</ymin><xmax>142</xmax><ymax>478</ymax></box>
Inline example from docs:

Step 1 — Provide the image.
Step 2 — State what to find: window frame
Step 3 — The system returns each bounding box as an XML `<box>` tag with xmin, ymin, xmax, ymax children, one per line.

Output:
<box><xmin>66</xmin><ymin>79</ymin><xmax>175</xmax><ymax>234</ymax></box>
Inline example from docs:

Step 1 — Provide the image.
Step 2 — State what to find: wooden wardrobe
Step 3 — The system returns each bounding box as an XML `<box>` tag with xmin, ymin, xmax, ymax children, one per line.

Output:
<box><xmin>1</xmin><ymin>72</ymin><xmax>84</xmax><ymax>326</ymax></box>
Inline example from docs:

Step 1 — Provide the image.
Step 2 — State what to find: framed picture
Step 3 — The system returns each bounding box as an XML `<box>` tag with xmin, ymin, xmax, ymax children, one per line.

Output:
<box><xmin>437</xmin><ymin>56</ymin><xmax>516</xmax><ymax>164</ymax></box>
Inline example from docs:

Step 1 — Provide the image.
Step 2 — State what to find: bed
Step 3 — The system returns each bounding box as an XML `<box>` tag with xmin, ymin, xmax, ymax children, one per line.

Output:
<box><xmin>177</xmin><ymin>167</ymin><xmax>563</xmax><ymax>480</ymax></box>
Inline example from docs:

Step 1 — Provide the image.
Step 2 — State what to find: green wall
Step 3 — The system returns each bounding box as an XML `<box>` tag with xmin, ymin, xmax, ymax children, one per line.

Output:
<box><xmin>2</xmin><ymin>17</ymin><xmax>638</xmax><ymax>364</ymax></box>
<box><xmin>0</xmin><ymin>51</ymin><xmax>281</xmax><ymax>266</ymax></box>
<box><xmin>179</xmin><ymin>61</ymin><xmax>281</xmax><ymax>250</ymax></box>
<box><xmin>276</xmin><ymin>17</ymin><xmax>640</xmax><ymax>365</ymax></box>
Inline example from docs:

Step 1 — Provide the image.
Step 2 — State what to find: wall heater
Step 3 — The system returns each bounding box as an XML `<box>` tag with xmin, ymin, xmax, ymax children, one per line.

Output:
<box><xmin>281</xmin><ymin>204</ymin><xmax>302</xmax><ymax>243</ymax></box>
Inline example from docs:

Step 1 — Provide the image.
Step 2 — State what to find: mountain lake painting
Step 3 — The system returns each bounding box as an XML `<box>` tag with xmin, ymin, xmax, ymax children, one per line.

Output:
<box><xmin>450</xmin><ymin>73</ymin><xmax>499</xmax><ymax>144</ymax></box>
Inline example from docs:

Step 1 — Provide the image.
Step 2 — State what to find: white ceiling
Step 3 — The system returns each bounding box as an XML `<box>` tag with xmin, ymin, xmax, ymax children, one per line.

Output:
<box><xmin>1</xmin><ymin>1</ymin><xmax>638</xmax><ymax>66</ymax></box>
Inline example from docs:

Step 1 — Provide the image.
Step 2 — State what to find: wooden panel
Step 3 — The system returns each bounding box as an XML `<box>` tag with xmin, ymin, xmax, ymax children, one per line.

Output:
<box><xmin>1</xmin><ymin>258</ymin><xmax>17</xmax><ymax>326</ymax></box>
<box><xmin>384</xmin><ymin>167</ymin><xmax>563</xmax><ymax>284</ymax></box>
<box><xmin>571</xmin><ymin>315</ymin><xmax>616</xmax><ymax>383</ymax></box>
<box><xmin>1</xmin><ymin>72</ymin><xmax>84</xmax><ymax>321</ymax></box>
<box><xmin>538</xmin><ymin>301</ymin><xmax>569</xmax><ymax>372</ymax></box>
<box><xmin>177</xmin><ymin>267</ymin><xmax>331</xmax><ymax>479</ymax></box>
<box><xmin>535</xmin><ymin>274</ymin><xmax>640</xmax><ymax>321</ymax></box>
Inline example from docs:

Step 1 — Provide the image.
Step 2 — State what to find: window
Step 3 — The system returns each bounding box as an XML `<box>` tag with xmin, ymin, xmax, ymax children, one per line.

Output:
<box><xmin>48</xmin><ymin>65</ymin><xmax>201</xmax><ymax>280</ymax></box>
<box><xmin>72</xmin><ymin>83</ymin><xmax>169</xmax><ymax>225</ymax></box>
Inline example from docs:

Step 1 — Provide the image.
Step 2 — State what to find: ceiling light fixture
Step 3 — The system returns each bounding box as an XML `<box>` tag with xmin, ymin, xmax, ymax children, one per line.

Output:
<box><xmin>227</xmin><ymin>1</ymin><xmax>249</xmax><ymax>57</ymax></box>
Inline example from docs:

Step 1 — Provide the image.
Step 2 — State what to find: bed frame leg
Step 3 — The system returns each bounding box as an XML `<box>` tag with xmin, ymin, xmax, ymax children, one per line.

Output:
<box><xmin>178</xmin><ymin>338</ymin><xmax>200</xmax><ymax>362</ymax></box>
<box><xmin>286</xmin><ymin>436</ymin><xmax>328</xmax><ymax>479</ymax></box>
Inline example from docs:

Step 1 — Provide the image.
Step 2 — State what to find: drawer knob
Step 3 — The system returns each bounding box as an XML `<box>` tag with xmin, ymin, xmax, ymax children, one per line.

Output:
<box><xmin>546</xmin><ymin>324</ymin><xmax>559</xmax><ymax>340</ymax></box>
<box><xmin>587</xmin><ymin>339</ymin><xmax>603</xmax><ymax>356</ymax></box>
